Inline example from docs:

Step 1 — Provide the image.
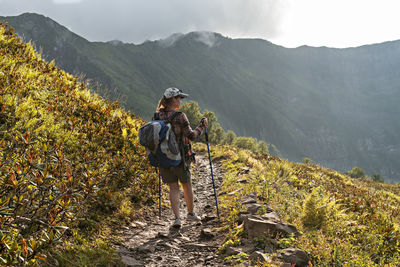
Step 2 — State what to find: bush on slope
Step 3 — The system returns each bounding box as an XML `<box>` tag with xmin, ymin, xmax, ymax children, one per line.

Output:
<box><xmin>0</xmin><ymin>25</ymin><xmax>155</xmax><ymax>265</ymax></box>
<box><xmin>199</xmin><ymin>144</ymin><xmax>400</xmax><ymax>266</ymax></box>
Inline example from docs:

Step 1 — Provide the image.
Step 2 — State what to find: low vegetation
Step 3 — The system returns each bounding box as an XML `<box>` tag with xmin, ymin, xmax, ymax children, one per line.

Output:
<box><xmin>194</xmin><ymin>143</ymin><xmax>400</xmax><ymax>266</ymax></box>
<box><xmin>2</xmin><ymin>23</ymin><xmax>400</xmax><ymax>266</ymax></box>
<box><xmin>0</xmin><ymin>24</ymin><xmax>156</xmax><ymax>265</ymax></box>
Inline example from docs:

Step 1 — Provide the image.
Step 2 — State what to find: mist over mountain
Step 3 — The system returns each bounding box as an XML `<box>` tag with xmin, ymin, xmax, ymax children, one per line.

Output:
<box><xmin>3</xmin><ymin>13</ymin><xmax>400</xmax><ymax>182</ymax></box>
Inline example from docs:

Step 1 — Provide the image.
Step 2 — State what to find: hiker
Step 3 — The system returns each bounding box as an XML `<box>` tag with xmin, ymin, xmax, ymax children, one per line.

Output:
<box><xmin>154</xmin><ymin>87</ymin><xmax>208</xmax><ymax>228</ymax></box>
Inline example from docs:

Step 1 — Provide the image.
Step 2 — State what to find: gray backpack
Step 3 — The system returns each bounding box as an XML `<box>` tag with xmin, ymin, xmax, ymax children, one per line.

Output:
<box><xmin>138</xmin><ymin>111</ymin><xmax>181</xmax><ymax>167</ymax></box>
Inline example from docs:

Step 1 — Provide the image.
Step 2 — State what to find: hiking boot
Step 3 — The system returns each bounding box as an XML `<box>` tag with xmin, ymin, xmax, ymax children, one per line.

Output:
<box><xmin>172</xmin><ymin>217</ymin><xmax>182</xmax><ymax>228</ymax></box>
<box><xmin>187</xmin><ymin>213</ymin><xmax>201</xmax><ymax>221</ymax></box>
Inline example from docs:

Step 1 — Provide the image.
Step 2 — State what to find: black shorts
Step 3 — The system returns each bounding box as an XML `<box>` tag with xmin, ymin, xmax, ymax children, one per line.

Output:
<box><xmin>159</xmin><ymin>163</ymin><xmax>191</xmax><ymax>184</ymax></box>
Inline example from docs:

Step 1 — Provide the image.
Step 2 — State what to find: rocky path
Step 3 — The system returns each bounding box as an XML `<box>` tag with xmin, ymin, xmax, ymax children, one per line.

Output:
<box><xmin>116</xmin><ymin>153</ymin><xmax>227</xmax><ymax>267</ymax></box>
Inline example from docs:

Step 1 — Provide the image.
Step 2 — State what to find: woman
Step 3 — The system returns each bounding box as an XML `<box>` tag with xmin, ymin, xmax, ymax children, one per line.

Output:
<box><xmin>154</xmin><ymin>87</ymin><xmax>208</xmax><ymax>228</ymax></box>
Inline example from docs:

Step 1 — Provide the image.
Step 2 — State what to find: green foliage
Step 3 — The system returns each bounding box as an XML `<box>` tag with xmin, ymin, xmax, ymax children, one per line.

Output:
<box><xmin>302</xmin><ymin>157</ymin><xmax>312</xmax><ymax>164</ymax></box>
<box><xmin>278</xmin><ymin>236</ymin><xmax>296</xmax><ymax>249</ymax></box>
<box><xmin>233</xmin><ymin>136</ymin><xmax>257</xmax><ymax>151</ymax></box>
<box><xmin>0</xmin><ymin>24</ymin><xmax>157</xmax><ymax>265</ymax></box>
<box><xmin>180</xmin><ymin>101</ymin><xmax>275</xmax><ymax>154</ymax></box>
<box><xmin>223</xmin><ymin>130</ymin><xmax>236</xmax><ymax>145</ymax></box>
<box><xmin>179</xmin><ymin>100</ymin><xmax>201</xmax><ymax>127</ymax></box>
<box><xmin>348</xmin><ymin>166</ymin><xmax>365</xmax><ymax>178</ymax></box>
<box><xmin>180</xmin><ymin>101</ymin><xmax>225</xmax><ymax>144</ymax></box>
<box><xmin>202</xmin><ymin>109</ymin><xmax>217</xmax><ymax>128</ymax></box>
<box><xmin>371</xmin><ymin>173</ymin><xmax>385</xmax><ymax>183</ymax></box>
<box><xmin>223</xmin><ymin>252</ymin><xmax>249</xmax><ymax>264</ymax></box>
<box><xmin>301</xmin><ymin>188</ymin><xmax>327</xmax><ymax>230</ymax></box>
<box><xmin>45</xmin><ymin>233</ymin><xmax>123</xmax><ymax>266</ymax></box>
<box><xmin>256</xmin><ymin>140</ymin><xmax>269</xmax><ymax>154</ymax></box>
<box><xmin>209</xmin><ymin>122</ymin><xmax>225</xmax><ymax>144</ymax></box>
<box><xmin>209</xmin><ymin>143</ymin><xmax>400</xmax><ymax>266</ymax></box>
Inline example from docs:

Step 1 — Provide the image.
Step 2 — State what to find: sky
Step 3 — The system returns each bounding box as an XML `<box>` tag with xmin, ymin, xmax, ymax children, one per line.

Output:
<box><xmin>1</xmin><ymin>0</ymin><xmax>400</xmax><ymax>48</ymax></box>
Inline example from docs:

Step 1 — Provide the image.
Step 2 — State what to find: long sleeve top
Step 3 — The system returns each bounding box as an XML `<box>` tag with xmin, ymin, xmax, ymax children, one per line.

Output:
<box><xmin>153</xmin><ymin>109</ymin><xmax>205</xmax><ymax>146</ymax></box>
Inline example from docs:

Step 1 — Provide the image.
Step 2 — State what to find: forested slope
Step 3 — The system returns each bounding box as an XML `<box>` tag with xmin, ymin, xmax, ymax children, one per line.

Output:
<box><xmin>4</xmin><ymin>13</ymin><xmax>400</xmax><ymax>182</ymax></box>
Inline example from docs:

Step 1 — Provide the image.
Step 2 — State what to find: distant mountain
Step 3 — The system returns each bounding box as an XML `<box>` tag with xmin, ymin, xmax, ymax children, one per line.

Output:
<box><xmin>4</xmin><ymin>13</ymin><xmax>400</xmax><ymax>182</ymax></box>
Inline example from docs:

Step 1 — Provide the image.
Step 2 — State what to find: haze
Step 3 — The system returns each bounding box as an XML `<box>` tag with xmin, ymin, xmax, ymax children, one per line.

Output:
<box><xmin>1</xmin><ymin>0</ymin><xmax>400</xmax><ymax>48</ymax></box>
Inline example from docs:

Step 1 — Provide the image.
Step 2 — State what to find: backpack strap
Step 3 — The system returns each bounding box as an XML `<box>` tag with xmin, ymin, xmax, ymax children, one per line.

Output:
<box><xmin>153</xmin><ymin>112</ymin><xmax>160</xmax><ymax>120</ymax></box>
<box><xmin>165</xmin><ymin>110</ymin><xmax>181</xmax><ymax>124</ymax></box>
<box><xmin>153</xmin><ymin>110</ymin><xmax>181</xmax><ymax>123</ymax></box>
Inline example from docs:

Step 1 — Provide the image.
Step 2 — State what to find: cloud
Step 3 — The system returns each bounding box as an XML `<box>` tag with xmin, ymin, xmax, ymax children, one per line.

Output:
<box><xmin>133</xmin><ymin>0</ymin><xmax>283</xmax><ymax>42</ymax></box>
<box><xmin>194</xmin><ymin>32</ymin><xmax>219</xmax><ymax>47</ymax></box>
<box><xmin>0</xmin><ymin>0</ymin><xmax>284</xmax><ymax>44</ymax></box>
<box><xmin>158</xmin><ymin>32</ymin><xmax>222</xmax><ymax>48</ymax></box>
<box><xmin>157</xmin><ymin>33</ymin><xmax>184</xmax><ymax>47</ymax></box>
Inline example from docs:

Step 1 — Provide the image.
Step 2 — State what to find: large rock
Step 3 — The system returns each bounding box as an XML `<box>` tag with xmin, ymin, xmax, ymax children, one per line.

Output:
<box><xmin>240</xmin><ymin>192</ymin><xmax>257</xmax><ymax>204</ymax></box>
<box><xmin>245</xmin><ymin>203</ymin><xmax>262</xmax><ymax>214</ymax></box>
<box><xmin>261</xmin><ymin>211</ymin><xmax>280</xmax><ymax>221</ymax></box>
<box><xmin>279</xmin><ymin>248</ymin><xmax>310</xmax><ymax>267</ymax></box>
<box><xmin>244</xmin><ymin>216</ymin><xmax>299</xmax><ymax>239</ymax></box>
<box><xmin>238</xmin><ymin>212</ymin><xmax>278</xmax><ymax>225</ymax></box>
<box><xmin>225</xmin><ymin>246</ymin><xmax>242</xmax><ymax>256</ymax></box>
<box><xmin>249</xmin><ymin>251</ymin><xmax>270</xmax><ymax>263</ymax></box>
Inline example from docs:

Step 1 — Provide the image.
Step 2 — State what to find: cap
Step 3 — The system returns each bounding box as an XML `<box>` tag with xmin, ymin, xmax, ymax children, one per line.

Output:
<box><xmin>164</xmin><ymin>87</ymin><xmax>189</xmax><ymax>99</ymax></box>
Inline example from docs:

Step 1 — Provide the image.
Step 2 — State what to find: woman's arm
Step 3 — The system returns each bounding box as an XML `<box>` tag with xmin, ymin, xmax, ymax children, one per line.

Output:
<box><xmin>180</xmin><ymin>113</ymin><xmax>206</xmax><ymax>141</ymax></box>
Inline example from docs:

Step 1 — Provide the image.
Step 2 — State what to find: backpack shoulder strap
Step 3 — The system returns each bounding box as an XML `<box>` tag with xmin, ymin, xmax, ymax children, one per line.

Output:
<box><xmin>165</xmin><ymin>111</ymin><xmax>182</xmax><ymax>124</ymax></box>
<box><xmin>153</xmin><ymin>112</ymin><xmax>160</xmax><ymax>120</ymax></box>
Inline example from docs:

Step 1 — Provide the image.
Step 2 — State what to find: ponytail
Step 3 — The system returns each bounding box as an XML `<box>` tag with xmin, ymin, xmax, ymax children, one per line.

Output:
<box><xmin>156</xmin><ymin>95</ymin><xmax>174</xmax><ymax>112</ymax></box>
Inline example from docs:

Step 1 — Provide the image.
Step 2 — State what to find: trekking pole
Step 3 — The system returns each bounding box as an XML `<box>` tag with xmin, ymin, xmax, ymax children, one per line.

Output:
<box><xmin>157</xmin><ymin>167</ymin><xmax>161</xmax><ymax>218</ymax></box>
<box><xmin>205</xmin><ymin>128</ymin><xmax>220</xmax><ymax>219</ymax></box>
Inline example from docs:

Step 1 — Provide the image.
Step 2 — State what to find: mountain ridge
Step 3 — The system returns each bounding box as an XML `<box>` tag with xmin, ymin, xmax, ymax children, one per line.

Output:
<box><xmin>3</xmin><ymin>13</ymin><xmax>400</xmax><ymax>182</ymax></box>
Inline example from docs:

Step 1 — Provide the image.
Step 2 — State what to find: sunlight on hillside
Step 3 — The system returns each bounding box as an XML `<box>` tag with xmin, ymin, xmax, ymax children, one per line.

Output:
<box><xmin>2</xmin><ymin>22</ymin><xmax>400</xmax><ymax>266</ymax></box>
<box><xmin>194</xmin><ymin>143</ymin><xmax>400</xmax><ymax>266</ymax></box>
<box><xmin>0</xmin><ymin>24</ymin><xmax>156</xmax><ymax>265</ymax></box>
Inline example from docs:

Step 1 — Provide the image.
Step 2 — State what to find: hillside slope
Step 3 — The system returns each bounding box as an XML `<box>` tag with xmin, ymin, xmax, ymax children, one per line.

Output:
<box><xmin>2</xmin><ymin>22</ymin><xmax>400</xmax><ymax>266</ymax></box>
<box><xmin>3</xmin><ymin>13</ymin><xmax>400</xmax><ymax>182</ymax></box>
<box><xmin>205</xmin><ymin>144</ymin><xmax>400</xmax><ymax>266</ymax></box>
<box><xmin>0</xmin><ymin>23</ymin><xmax>154</xmax><ymax>265</ymax></box>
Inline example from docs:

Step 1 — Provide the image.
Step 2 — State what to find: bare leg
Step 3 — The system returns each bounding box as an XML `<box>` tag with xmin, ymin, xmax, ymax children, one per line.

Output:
<box><xmin>181</xmin><ymin>181</ymin><xmax>194</xmax><ymax>214</ymax></box>
<box><xmin>168</xmin><ymin>182</ymin><xmax>180</xmax><ymax>218</ymax></box>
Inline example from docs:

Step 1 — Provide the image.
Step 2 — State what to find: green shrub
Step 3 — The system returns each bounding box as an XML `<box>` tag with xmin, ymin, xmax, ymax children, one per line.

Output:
<box><xmin>301</xmin><ymin>188</ymin><xmax>326</xmax><ymax>230</ymax></box>
<box><xmin>347</xmin><ymin>166</ymin><xmax>365</xmax><ymax>178</ymax></box>
<box><xmin>256</xmin><ymin>140</ymin><xmax>269</xmax><ymax>154</ymax></box>
<box><xmin>0</xmin><ymin>24</ymin><xmax>156</xmax><ymax>265</ymax></box>
<box><xmin>371</xmin><ymin>173</ymin><xmax>385</xmax><ymax>183</ymax></box>
<box><xmin>223</xmin><ymin>130</ymin><xmax>237</xmax><ymax>145</ymax></box>
<box><xmin>179</xmin><ymin>100</ymin><xmax>202</xmax><ymax>126</ymax></box>
<box><xmin>233</xmin><ymin>136</ymin><xmax>257</xmax><ymax>151</ymax></box>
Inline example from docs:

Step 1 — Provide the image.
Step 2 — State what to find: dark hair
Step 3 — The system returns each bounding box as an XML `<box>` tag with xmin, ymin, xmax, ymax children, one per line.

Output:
<box><xmin>156</xmin><ymin>95</ymin><xmax>174</xmax><ymax>112</ymax></box>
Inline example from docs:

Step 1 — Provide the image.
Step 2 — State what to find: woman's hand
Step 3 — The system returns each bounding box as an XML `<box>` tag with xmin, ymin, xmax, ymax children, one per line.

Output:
<box><xmin>200</xmin><ymin>117</ymin><xmax>208</xmax><ymax>128</ymax></box>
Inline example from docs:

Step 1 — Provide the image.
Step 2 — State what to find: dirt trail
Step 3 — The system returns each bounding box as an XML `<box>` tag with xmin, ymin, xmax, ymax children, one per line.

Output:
<box><xmin>116</xmin><ymin>153</ymin><xmax>227</xmax><ymax>267</ymax></box>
